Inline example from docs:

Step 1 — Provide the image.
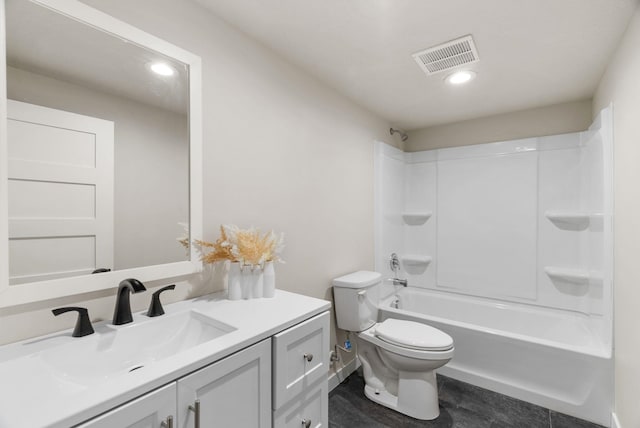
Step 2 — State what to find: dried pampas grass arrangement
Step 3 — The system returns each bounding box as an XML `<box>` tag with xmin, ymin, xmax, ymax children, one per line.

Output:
<box><xmin>197</xmin><ymin>224</ymin><xmax>284</xmax><ymax>266</ymax></box>
<box><xmin>194</xmin><ymin>226</ymin><xmax>236</xmax><ymax>264</ymax></box>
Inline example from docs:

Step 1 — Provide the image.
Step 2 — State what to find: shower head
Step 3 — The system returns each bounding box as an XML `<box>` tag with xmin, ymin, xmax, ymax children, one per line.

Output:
<box><xmin>390</xmin><ymin>128</ymin><xmax>408</xmax><ymax>142</ymax></box>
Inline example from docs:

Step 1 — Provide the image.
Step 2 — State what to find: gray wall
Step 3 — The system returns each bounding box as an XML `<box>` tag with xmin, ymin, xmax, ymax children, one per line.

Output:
<box><xmin>593</xmin><ymin>3</ymin><xmax>640</xmax><ymax>427</ymax></box>
<box><xmin>406</xmin><ymin>100</ymin><xmax>593</xmax><ymax>152</ymax></box>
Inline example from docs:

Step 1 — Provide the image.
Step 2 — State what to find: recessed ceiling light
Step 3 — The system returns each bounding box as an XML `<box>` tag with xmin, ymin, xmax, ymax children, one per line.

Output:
<box><xmin>149</xmin><ymin>62</ymin><xmax>175</xmax><ymax>77</ymax></box>
<box><xmin>445</xmin><ymin>70</ymin><xmax>476</xmax><ymax>85</ymax></box>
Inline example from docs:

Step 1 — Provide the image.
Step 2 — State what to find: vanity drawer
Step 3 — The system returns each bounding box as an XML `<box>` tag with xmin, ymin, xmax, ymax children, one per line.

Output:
<box><xmin>273</xmin><ymin>380</ymin><xmax>328</xmax><ymax>428</ymax></box>
<box><xmin>272</xmin><ymin>311</ymin><xmax>329</xmax><ymax>409</ymax></box>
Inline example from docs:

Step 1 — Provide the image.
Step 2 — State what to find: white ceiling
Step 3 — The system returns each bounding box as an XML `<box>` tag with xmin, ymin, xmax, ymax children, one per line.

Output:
<box><xmin>195</xmin><ymin>0</ymin><xmax>637</xmax><ymax>130</ymax></box>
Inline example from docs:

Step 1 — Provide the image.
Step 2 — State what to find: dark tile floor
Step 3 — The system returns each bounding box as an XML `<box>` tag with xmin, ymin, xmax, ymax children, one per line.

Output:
<box><xmin>329</xmin><ymin>372</ymin><xmax>605</xmax><ymax>428</ymax></box>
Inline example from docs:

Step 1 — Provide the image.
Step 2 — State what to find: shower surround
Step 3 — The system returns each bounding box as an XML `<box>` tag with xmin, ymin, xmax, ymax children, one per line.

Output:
<box><xmin>374</xmin><ymin>108</ymin><xmax>613</xmax><ymax>426</ymax></box>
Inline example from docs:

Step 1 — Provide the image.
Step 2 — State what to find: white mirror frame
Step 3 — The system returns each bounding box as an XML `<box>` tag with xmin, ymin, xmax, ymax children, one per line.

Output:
<box><xmin>0</xmin><ymin>0</ymin><xmax>203</xmax><ymax>307</ymax></box>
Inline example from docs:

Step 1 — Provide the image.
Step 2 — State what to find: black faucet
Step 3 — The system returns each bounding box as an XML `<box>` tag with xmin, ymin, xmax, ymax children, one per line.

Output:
<box><xmin>52</xmin><ymin>307</ymin><xmax>94</xmax><ymax>337</ymax></box>
<box><xmin>113</xmin><ymin>278</ymin><xmax>146</xmax><ymax>325</ymax></box>
<box><xmin>147</xmin><ymin>284</ymin><xmax>176</xmax><ymax>317</ymax></box>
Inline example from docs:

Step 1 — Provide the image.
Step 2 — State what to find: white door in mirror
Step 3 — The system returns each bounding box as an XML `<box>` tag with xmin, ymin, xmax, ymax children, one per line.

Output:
<box><xmin>7</xmin><ymin>100</ymin><xmax>114</xmax><ymax>284</ymax></box>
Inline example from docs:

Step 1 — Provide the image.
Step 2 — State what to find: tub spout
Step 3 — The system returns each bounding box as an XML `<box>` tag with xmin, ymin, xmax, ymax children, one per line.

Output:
<box><xmin>390</xmin><ymin>278</ymin><xmax>408</xmax><ymax>287</ymax></box>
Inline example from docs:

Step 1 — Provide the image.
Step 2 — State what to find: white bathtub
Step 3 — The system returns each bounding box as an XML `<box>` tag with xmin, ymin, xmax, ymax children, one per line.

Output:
<box><xmin>379</xmin><ymin>288</ymin><xmax>613</xmax><ymax>426</ymax></box>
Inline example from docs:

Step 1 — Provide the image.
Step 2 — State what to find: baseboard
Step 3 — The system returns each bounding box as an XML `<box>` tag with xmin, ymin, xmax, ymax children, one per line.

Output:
<box><xmin>611</xmin><ymin>413</ymin><xmax>621</xmax><ymax>428</ymax></box>
<box><xmin>328</xmin><ymin>356</ymin><xmax>360</xmax><ymax>392</ymax></box>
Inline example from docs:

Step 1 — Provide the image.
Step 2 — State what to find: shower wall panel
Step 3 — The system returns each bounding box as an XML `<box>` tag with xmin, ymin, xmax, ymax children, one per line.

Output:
<box><xmin>403</xmin><ymin>160</ymin><xmax>436</xmax><ymax>288</ymax></box>
<box><xmin>437</xmin><ymin>150</ymin><xmax>538</xmax><ymax>300</ymax></box>
<box><xmin>375</xmin><ymin>107</ymin><xmax>612</xmax><ymax>318</ymax></box>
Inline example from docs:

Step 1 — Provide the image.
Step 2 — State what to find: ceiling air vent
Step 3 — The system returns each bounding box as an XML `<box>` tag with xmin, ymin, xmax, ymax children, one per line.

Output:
<box><xmin>412</xmin><ymin>35</ymin><xmax>479</xmax><ymax>75</ymax></box>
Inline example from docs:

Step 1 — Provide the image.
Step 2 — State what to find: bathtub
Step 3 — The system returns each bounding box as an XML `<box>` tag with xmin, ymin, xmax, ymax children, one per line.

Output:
<box><xmin>379</xmin><ymin>288</ymin><xmax>613</xmax><ymax>426</ymax></box>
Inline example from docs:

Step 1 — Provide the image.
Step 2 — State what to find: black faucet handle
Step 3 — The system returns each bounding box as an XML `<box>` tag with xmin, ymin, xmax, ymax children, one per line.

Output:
<box><xmin>147</xmin><ymin>285</ymin><xmax>176</xmax><ymax>317</ymax></box>
<box><xmin>52</xmin><ymin>307</ymin><xmax>95</xmax><ymax>337</ymax></box>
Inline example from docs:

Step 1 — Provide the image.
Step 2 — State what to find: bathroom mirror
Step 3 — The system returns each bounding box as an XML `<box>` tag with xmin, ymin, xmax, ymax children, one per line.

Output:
<box><xmin>0</xmin><ymin>0</ymin><xmax>203</xmax><ymax>306</ymax></box>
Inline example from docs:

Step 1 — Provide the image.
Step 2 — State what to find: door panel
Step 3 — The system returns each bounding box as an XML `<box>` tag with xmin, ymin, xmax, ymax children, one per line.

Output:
<box><xmin>7</xmin><ymin>100</ymin><xmax>114</xmax><ymax>284</ymax></box>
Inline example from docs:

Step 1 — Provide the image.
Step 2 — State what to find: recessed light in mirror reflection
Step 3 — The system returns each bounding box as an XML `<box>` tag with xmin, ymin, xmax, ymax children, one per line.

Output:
<box><xmin>150</xmin><ymin>62</ymin><xmax>175</xmax><ymax>76</ymax></box>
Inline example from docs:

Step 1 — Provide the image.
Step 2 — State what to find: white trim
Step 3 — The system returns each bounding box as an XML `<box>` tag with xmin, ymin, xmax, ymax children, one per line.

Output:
<box><xmin>328</xmin><ymin>356</ymin><xmax>360</xmax><ymax>392</ymax></box>
<box><xmin>0</xmin><ymin>0</ymin><xmax>9</xmax><ymax>300</ymax></box>
<box><xmin>188</xmin><ymin>55</ymin><xmax>203</xmax><ymax>261</ymax></box>
<box><xmin>611</xmin><ymin>412</ymin><xmax>621</xmax><ymax>428</ymax></box>
<box><xmin>0</xmin><ymin>0</ymin><xmax>203</xmax><ymax>307</ymax></box>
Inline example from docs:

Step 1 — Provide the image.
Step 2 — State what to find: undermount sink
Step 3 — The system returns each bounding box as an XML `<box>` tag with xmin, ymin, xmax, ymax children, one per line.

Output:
<box><xmin>25</xmin><ymin>310</ymin><xmax>236</xmax><ymax>389</ymax></box>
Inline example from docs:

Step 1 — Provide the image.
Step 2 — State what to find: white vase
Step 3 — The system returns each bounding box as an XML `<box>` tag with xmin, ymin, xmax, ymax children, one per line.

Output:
<box><xmin>241</xmin><ymin>265</ymin><xmax>253</xmax><ymax>299</ymax></box>
<box><xmin>227</xmin><ymin>262</ymin><xmax>242</xmax><ymax>300</ymax></box>
<box><xmin>263</xmin><ymin>261</ymin><xmax>275</xmax><ymax>298</ymax></box>
<box><xmin>252</xmin><ymin>266</ymin><xmax>264</xmax><ymax>298</ymax></box>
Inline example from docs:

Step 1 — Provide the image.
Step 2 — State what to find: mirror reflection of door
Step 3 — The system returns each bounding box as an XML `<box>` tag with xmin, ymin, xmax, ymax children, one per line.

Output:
<box><xmin>5</xmin><ymin>0</ymin><xmax>191</xmax><ymax>285</ymax></box>
<box><xmin>7</xmin><ymin>100</ymin><xmax>114</xmax><ymax>284</ymax></box>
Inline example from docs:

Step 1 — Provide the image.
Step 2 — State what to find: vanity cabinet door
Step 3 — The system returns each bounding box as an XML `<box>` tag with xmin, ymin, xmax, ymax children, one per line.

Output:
<box><xmin>177</xmin><ymin>339</ymin><xmax>272</xmax><ymax>428</ymax></box>
<box><xmin>272</xmin><ymin>311</ymin><xmax>330</xmax><ymax>409</ymax></box>
<box><xmin>77</xmin><ymin>383</ymin><xmax>176</xmax><ymax>428</ymax></box>
<box><xmin>273</xmin><ymin>380</ymin><xmax>328</xmax><ymax>428</ymax></box>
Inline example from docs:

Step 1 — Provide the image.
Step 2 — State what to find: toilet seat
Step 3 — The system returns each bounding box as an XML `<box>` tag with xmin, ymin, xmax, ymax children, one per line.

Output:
<box><xmin>374</xmin><ymin>319</ymin><xmax>453</xmax><ymax>351</ymax></box>
<box><xmin>358</xmin><ymin>322</ymin><xmax>454</xmax><ymax>361</ymax></box>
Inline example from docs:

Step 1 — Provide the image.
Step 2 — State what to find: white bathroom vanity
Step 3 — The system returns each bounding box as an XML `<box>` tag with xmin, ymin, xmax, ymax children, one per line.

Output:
<box><xmin>0</xmin><ymin>290</ymin><xmax>330</xmax><ymax>427</ymax></box>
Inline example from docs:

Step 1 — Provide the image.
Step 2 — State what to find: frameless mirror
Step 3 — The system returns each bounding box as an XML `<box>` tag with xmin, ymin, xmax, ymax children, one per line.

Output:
<box><xmin>0</xmin><ymin>0</ymin><xmax>203</xmax><ymax>306</ymax></box>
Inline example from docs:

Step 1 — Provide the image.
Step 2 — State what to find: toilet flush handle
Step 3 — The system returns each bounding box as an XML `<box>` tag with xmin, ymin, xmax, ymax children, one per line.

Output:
<box><xmin>357</xmin><ymin>290</ymin><xmax>366</xmax><ymax>301</ymax></box>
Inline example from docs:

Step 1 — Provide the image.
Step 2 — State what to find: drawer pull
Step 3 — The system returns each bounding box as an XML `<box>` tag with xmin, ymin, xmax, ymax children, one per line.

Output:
<box><xmin>189</xmin><ymin>399</ymin><xmax>201</xmax><ymax>428</ymax></box>
<box><xmin>161</xmin><ymin>415</ymin><xmax>173</xmax><ymax>428</ymax></box>
<box><xmin>302</xmin><ymin>418</ymin><xmax>312</xmax><ymax>428</ymax></box>
<box><xmin>303</xmin><ymin>353</ymin><xmax>314</xmax><ymax>362</ymax></box>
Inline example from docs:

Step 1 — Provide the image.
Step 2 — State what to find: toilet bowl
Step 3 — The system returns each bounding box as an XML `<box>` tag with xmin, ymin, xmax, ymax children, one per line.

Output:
<box><xmin>332</xmin><ymin>271</ymin><xmax>454</xmax><ymax>420</ymax></box>
<box><xmin>357</xmin><ymin>319</ymin><xmax>453</xmax><ymax>420</ymax></box>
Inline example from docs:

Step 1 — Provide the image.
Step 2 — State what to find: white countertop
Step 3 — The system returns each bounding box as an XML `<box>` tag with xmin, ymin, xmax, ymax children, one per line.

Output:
<box><xmin>0</xmin><ymin>290</ymin><xmax>331</xmax><ymax>428</ymax></box>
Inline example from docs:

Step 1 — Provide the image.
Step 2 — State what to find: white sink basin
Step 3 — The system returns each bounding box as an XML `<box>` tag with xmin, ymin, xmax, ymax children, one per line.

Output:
<box><xmin>9</xmin><ymin>310</ymin><xmax>236</xmax><ymax>392</ymax></box>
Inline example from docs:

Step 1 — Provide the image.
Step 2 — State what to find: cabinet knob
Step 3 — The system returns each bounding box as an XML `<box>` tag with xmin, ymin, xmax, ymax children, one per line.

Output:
<box><xmin>161</xmin><ymin>415</ymin><xmax>173</xmax><ymax>428</ymax></box>
<box><xmin>301</xmin><ymin>418</ymin><xmax>312</xmax><ymax>428</ymax></box>
<box><xmin>303</xmin><ymin>353</ymin><xmax>313</xmax><ymax>362</ymax></box>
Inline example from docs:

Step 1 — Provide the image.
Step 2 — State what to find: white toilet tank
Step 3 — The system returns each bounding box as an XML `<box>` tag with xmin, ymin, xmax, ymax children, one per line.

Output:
<box><xmin>332</xmin><ymin>271</ymin><xmax>381</xmax><ymax>332</ymax></box>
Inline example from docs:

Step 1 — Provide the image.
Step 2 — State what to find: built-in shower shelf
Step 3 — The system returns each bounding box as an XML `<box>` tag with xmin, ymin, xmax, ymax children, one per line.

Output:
<box><xmin>401</xmin><ymin>255</ymin><xmax>432</xmax><ymax>267</ymax></box>
<box><xmin>544</xmin><ymin>267</ymin><xmax>602</xmax><ymax>286</ymax></box>
<box><xmin>545</xmin><ymin>211</ymin><xmax>603</xmax><ymax>231</ymax></box>
<box><xmin>402</xmin><ymin>212</ymin><xmax>432</xmax><ymax>225</ymax></box>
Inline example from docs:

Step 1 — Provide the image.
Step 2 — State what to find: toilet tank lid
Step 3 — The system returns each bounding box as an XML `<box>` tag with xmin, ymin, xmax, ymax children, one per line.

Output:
<box><xmin>332</xmin><ymin>271</ymin><xmax>382</xmax><ymax>288</ymax></box>
<box><xmin>375</xmin><ymin>319</ymin><xmax>453</xmax><ymax>351</ymax></box>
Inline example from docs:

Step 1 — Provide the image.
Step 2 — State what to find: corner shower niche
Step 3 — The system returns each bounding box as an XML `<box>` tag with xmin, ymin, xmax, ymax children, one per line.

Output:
<box><xmin>375</xmin><ymin>107</ymin><xmax>613</xmax><ymax>348</ymax></box>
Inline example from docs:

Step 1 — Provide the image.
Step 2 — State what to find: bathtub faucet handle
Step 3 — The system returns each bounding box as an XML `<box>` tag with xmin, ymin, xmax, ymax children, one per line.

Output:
<box><xmin>389</xmin><ymin>253</ymin><xmax>401</xmax><ymax>276</ymax></box>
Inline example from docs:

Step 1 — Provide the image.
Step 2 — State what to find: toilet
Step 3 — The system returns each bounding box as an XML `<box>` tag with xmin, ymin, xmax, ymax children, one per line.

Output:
<box><xmin>332</xmin><ymin>271</ymin><xmax>454</xmax><ymax>420</ymax></box>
